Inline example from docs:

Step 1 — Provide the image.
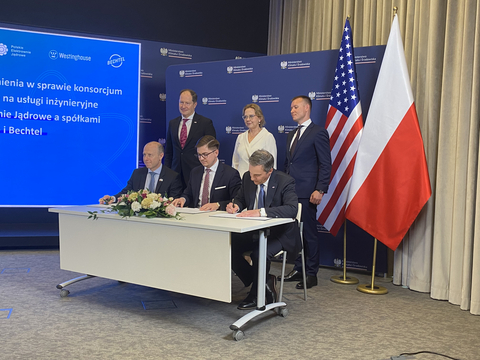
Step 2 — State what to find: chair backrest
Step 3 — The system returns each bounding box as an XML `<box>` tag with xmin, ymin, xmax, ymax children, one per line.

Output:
<box><xmin>296</xmin><ymin>203</ymin><xmax>302</xmax><ymax>223</ymax></box>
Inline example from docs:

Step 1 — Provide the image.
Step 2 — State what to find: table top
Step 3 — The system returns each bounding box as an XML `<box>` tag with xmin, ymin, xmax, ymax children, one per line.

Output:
<box><xmin>49</xmin><ymin>205</ymin><xmax>294</xmax><ymax>234</ymax></box>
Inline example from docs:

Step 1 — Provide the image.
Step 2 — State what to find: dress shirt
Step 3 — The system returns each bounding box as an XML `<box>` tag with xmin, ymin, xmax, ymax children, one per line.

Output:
<box><xmin>144</xmin><ymin>164</ymin><xmax>162</xmax><ymax>190</ymax></box>
<box><xmin>255</xmin><ymin>176</ymin><xmax>270</xmax><ymax>217</ymax></box>
<box><xmin>289</xmin><ymin>119</ymin><xmax>312</xmax><ymax>150</ymax></box>
<box><xmin>197</xmin><ymin>159</ymin><xmax>219</xmax><ymax>206</ymax></box>
<box><xmin>177</xmin><ymin>112</ymin><xmax>195</xmax><ymax>140</ymax></box>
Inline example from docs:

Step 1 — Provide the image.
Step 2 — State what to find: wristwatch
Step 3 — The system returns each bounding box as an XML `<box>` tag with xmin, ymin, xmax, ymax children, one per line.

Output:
<box><xmin>317</xmin><ymin>190</ymin><xmax>325</xmax><ymax>194</ymax></box>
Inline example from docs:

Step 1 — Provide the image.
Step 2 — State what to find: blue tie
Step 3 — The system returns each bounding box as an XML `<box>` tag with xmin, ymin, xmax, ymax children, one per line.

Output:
<box><xmin>258</xmin><ymin>184</ymin><xmax>265</xmax><ymax>209</ymax></box>
<box><xmin>149</xmin><ymin>172</ymin><xmax>156</xmax><ymax>193</ymax></box>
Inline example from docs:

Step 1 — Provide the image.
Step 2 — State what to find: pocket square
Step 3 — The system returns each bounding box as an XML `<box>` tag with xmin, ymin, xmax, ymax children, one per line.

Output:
<box><xmin>159</xmin><ymin>179</ymin><xmax>164</xmax><ymax>182</ymax></box>
<box><xmin>214</xmin><ymin>185</ymin><xmax>226</xmax><ymax>190</ymax></box>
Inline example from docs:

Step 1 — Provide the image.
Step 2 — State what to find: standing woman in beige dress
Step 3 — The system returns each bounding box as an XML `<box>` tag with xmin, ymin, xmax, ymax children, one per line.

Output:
<box><xmin>232</xmin><ymin>103</ymin><xmax>277</xmax><ymax>177</ymax></box>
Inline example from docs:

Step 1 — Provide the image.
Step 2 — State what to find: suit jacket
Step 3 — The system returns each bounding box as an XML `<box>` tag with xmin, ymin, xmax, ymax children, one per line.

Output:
<box><xmin>115</xmin><ymin>165</ymin><xmax>183</xmax><ymax>199</ymax></box>
<box><xmin>233</xmin><ymin>170</ymin><xmax>301</xmax><ymax>256</ymax></box>
<box><xmin>284</xmin><ymin>122</ymin><xmax>332</xmax><ymax>198</ymax></box>
<box><xmin>164</xmin><ymin>113</ymin><xmax>216</xmax><ymax>186</ymax></box>
<box><xmin>182</xmin><ymin>161</ymin><xmax>241</xmax><ymax>210</ymax></box>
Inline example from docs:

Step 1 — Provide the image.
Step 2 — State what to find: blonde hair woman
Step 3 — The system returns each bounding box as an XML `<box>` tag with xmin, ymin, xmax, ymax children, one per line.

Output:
<box><xmin>232</xmin><ymin>103</ymin><xmax>277</xmax><ymax>177</ymax></box>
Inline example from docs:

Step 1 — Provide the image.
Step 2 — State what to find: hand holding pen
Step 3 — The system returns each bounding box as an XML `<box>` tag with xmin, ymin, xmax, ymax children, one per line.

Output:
<box><xmin>226</xmin><ymin>198</ymin><xmax>239</xmax><ymax>214</ymax></box>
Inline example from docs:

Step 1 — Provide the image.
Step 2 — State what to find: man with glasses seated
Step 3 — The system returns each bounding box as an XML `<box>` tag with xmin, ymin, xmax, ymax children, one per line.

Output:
<box><xmin>172</xmin><ymin>135</ymin><xmax>241</xmax><ymax>211</ymax></box>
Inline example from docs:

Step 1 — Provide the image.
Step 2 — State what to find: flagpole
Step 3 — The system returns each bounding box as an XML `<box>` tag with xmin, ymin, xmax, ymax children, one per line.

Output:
<box><xmin>357</xmin><ymin>239</ymin><xmax>388</xmax><ymax>294</ymax></box>
<box><xmin>331</xmin><ymin>220</ymin><xmax>358</xmax><ymax>284</ymax></box>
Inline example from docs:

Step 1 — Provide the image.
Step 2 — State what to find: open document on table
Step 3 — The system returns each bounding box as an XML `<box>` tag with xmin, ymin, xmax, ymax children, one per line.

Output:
<box><xmin>209</xmin><ymin>213</ymin><xmax>270</xmax><ymax>221</ymax></box>
<box><xmin>176</xmin><ymin>208</ymin><xmax>215</xmax><ymax>214</ymax></box>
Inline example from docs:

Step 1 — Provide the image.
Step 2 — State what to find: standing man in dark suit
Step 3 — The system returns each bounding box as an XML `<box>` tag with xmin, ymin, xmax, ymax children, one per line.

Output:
<box><xmin>280</xmin><ymin>95</ymin><xmax>332</xmax><ymax>289</ymax></box>
<box><xmin>227</xmin><ymin>150</ymin><xmax>301</xmax><ymax>310</ymax></box>
<box><xmin>165</xmin><ymin>89</ymin><xmax>216</xmax><ymax>189</ymax></box>
<box><xmin>172</xmin><ymin>136</ymin><xmax>241</xmax><ymax>211</ymax></box>
<box><xmin>115</xmin><ymin>141</ymin><xmax>183</xmax><ymax>199</ymax></box>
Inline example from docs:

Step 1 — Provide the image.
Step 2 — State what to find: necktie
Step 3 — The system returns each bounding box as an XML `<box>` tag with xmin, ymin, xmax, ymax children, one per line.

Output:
<box><xmin>257</xmin><ymin>184</ymin><xmax>265</xmax><ymax>209</ymax></box>
<box><xmin>201</xmin><ymin>168</ymin><xmax>211</xmax><ymax>206</ymax></box>
<box><xmin>180</xmin><ymin>119</ymin><xmax>188</xmax><ymax>149</ymax></box>
<box><xmin>149</xmin><ymin>172</ymin><xmax>156</xmax><ymax>193</ymax></box>
<box><xmin>290</xmin><ymin>125</ymin><xmax>303</xmax><ymax>155</ymax></box>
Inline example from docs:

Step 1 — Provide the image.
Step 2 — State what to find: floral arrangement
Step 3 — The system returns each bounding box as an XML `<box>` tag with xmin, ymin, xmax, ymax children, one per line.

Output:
<box><xmin>89</xmin><ymin>190</ymin><xmax>182</xmax><ymax>220</ymax></box>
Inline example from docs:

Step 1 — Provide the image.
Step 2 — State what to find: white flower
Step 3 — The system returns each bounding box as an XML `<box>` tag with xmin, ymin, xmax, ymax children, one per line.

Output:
<box><xmin>131</xmin><ymin>201</ymin><xmax>141</xmax><ymax>212</ymax></box>
<box><xmin>118</xmin><ymin>202</ymin><xmax>126</xmax><ymax>206</ymax></box>
<box><xmin>149</xmin><ymin>201</ymin><xmax>160</xmax><ymax>210</ymax></box>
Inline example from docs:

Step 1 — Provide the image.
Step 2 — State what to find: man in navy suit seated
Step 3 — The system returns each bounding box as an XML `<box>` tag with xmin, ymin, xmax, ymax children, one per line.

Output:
<box><xmin>226</xmin><ymin>150</ymin><xmax>301</xmax><ymax>310</ymax></box>
<box><xmin>115</xmin><ymin>141</ymin><xmax>183</xmax><ymax>200</ymax></box>
<box><xmin>172</xmin><ymin>135</ymin><xmax>241</xmax><ymax>211</ymax></box>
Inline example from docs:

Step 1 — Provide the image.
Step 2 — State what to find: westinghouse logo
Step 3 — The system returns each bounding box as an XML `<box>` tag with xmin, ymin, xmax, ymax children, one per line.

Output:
<box><xmin>280</xmin><ymin>61</ymin><xmax>287</xmax><ymax>69</ymax></box>
<box><xmin>160</xmin><ymin>48</ymin><xmax>168</xmax><ymax>56</ymax></box>
<box><xmin>179</xmin><ymin>70</ymin><xmax>185</xmax><ymax>77</ymax></box>
<box><xmin>107</xmin><ymin>54</ymin><xmax>125</xmax><ymax>68</ymax></box>
<box><xmin>49</xmin><ymin>50</ymin><xmax>58</xmax><ymax>60</ymax></box>
<box><xmin>0</xmin><ymin>43</ymin><xmax>8</xmax><ymax>56</ymax></box>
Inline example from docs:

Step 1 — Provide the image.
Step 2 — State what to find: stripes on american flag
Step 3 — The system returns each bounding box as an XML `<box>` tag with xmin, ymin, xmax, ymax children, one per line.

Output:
<box><xmin>317</xmin><ymin>19</ymin><xmax>363</xmax><ymax>236</ymax></box>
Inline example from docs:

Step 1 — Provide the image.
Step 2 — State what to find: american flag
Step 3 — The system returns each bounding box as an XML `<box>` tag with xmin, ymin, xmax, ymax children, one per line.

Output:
<box><xmin>317</xmin><ymin>19</ymin><xmax>363</xmax><ymax>236</ymax></box>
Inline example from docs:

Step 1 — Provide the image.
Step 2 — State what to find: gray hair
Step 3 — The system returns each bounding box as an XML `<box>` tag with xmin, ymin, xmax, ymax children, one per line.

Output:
<box><xmin>249</xmin><ymin>150</ymin><xmax>274</xmax><ymax>172</ymax></box>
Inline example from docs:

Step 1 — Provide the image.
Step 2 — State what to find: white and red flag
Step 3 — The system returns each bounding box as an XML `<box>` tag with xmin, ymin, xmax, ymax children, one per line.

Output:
<box><xmin>317</xmin><ymin>18</ymin><xmax>363</xmax><ymax>236</ymax></box>
<box><xmin>345</xmin><ymin>14</ymin><xmax>431</xmax><ymax>251</ymax></box>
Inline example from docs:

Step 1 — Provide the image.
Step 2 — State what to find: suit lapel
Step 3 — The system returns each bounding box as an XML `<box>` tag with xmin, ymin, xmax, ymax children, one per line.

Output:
<box><xmin>173</xmin><ymin>117</ymin><xmax>182</xmax><ymax>147</ymax></box>
<box><xmin>210</xmin><ymin>162</ymin><xmax>223</xmax><ymax>198</ymax></box>
<box><xmin>193</xmin><ymin>167</ymin><xmax>204</xmax><ymax>203</ymax></box>
<box><xmin>185</xmin><ymin>113</ymin><xmax>199</xmax><ymax>147</ymax></box>
<box><xmin>265</xmin><ymin>171</ymin><xmax>277</xmax><ymax>208</ymax></box>
<box><xmin>291</xmin><ymin>122</ymin><xmax>314</xmax><ymax>158</ymax></box>
<box><xmin>247</xmin><ymin>178</ymin><xmax>257</xmax><ymax>210</ymax></box>
<box><xmin>137</xmin><ymin>168</ymin><xmax>149</xmax><ymax>190</ymax></box>
<box><xmin>155</xmin><ymin>166</ymin><xmax>167</xmax><ymax>194</ymax></box>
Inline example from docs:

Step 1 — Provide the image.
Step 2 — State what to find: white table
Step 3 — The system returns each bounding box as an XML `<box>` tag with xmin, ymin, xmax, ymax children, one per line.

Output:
<box><xmin>49</xmin><ymin>205</ymin><xmax>293</xmax><ymax>340</ymax></box>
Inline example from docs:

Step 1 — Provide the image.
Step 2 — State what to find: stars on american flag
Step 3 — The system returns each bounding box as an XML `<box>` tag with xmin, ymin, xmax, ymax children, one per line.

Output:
<box><xmin>329</xmin><ymin>26</ymin><xmax>359</xmax><ymax>116</ymax></box>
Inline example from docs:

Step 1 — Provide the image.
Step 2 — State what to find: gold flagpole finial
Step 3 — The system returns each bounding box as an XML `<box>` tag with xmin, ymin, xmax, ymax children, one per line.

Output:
<box><xmin>347</xmin><ymin>15</ymin><xmax>350</xmax><ymax>20</ymax></box>
<box><xmin>393</xmin><ymin>6</ymin><xmax>398</xmax><ymax>16</ymax></box>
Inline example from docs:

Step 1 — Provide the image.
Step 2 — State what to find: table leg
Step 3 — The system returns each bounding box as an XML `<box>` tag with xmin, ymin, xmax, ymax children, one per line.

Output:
<box><xmin>230</xmin><ymin>229</ymin><xmax>287</xmax><ymax>339</ymax></box>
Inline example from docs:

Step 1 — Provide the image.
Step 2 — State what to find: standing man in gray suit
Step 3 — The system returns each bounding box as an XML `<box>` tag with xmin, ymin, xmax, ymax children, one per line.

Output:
<box><xmin>165</xmin><ymin>89</ymin><xmax>216</xmax><ymax>189</ymax></box>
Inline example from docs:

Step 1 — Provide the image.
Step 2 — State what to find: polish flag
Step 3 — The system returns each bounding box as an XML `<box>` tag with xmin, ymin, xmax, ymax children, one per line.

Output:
<box><xmin>345</xmin><ymin>15</ymin><xmax>431</xmax><ymax>251</ymax></box>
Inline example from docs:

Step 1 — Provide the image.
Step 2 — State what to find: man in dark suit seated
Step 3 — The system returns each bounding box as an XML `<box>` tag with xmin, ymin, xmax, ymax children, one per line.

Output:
<box><xmin>226</xmin><ymin>150</ymin><xmax>301</xmax><ymax>310</ymax></box>
<box><xmin>164</xmin><ymin>89</ymin><xmax>216</xmax><ymax>190</ymax></box>
<box><xmin>115</xmin><ymin>141</ymin><xmax>183</xmax><ymax>200</ymax></box>
<box><xmin>172</xmin><ymin>136</ymin><xmax>241</xmax><ymax>211</ymax></box>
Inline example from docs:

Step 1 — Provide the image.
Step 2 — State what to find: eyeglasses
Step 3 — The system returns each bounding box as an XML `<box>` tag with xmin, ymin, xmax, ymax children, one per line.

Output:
<box><xmin>242</xmin><ymin>114</ymin><xmax>256</xmax><ymax>120</ymax></box>
<box><xmin>196</xmin><ymin>150</ymin><xmax>216</xmax><ymax>159</ymax></box>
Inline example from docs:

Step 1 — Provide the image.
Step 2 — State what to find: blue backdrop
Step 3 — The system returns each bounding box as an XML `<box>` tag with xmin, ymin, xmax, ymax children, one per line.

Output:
<box><xmin>0</xmin><ymin>23</ymin><xmax>262</xmax><ymax>206</ymax></box>
<box><xmin>166</xmin><ymin>46</ymin><xmax>389</xmax><ymax>273</ymax></box>
<box><xmin>0</xmin><ymin>27</ymin><xmax>140</xmax><ymax>205</ymax></box>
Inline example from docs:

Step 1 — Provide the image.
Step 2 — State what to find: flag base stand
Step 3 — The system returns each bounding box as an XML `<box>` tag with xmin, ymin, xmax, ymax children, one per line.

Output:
<box><xmin>357</xmin><ymin>283</ymin><xmax>388</xmax><ymax>294</ymax></box>
<box><xmin>331</xmin><ymin>275</ymin><xmax>359</xmax><ymax>284</ymax></box>
<box><xmin>356</xmin><ymin>238</ymin><xmax>388</xmax><ymax>295</ymax></box>
<box><xmin>330</xmin><ymin>221</ymin><xmax>359</xmax><ymax>285</ymax></box>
